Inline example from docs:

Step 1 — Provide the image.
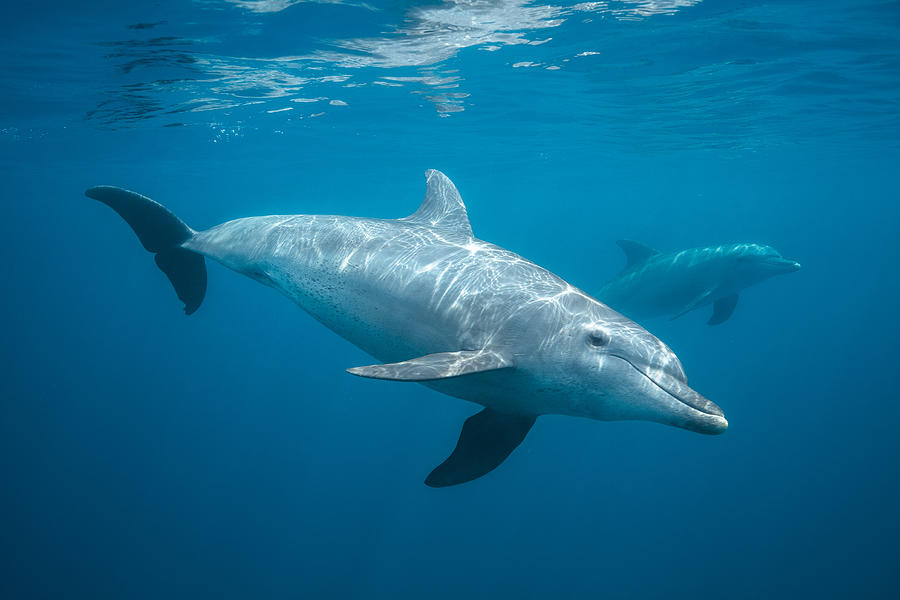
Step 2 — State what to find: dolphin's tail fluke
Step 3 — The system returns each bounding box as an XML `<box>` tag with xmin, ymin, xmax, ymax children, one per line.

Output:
<box><xmin>86</xmin><ymin>186</ymin><xmax>207</xmax><ymax>315</ymax></box>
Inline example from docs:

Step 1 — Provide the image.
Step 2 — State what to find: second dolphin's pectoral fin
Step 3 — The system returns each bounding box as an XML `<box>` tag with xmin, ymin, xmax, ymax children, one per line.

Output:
<box><xmin>425</xmin><ymin>409</ymin><xmax>537</xmax><ymax>487</ymax></box>
<box><xmin>671</xmin><ymin>289</ymin><xmax>715</xmax><ymax>320</ymax></box>
<box><xmin>616</xmin><ymin>239</ymin><xmax>660</xmax><ymax>270</ymax></box>
<box><xmin>708</xmin><ymin>293</ymin><xmax>739</xmax><ymax>325</ymax></box>
<box><xmin>347</xmin><ymin>350</ymin><xmax>513</xmax><ymax>381</ymax></box>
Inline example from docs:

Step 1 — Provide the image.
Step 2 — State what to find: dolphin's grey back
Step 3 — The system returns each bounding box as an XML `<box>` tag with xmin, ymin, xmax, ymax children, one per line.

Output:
<box><xmin>187</xmin><ymin>214</ymin><xmax>573</xmax><ymax>364</ymax></box>
<box><xmin>183</xmin><ymin>171</ymin><xmax>584</xmax><ymax>372</ymax></box>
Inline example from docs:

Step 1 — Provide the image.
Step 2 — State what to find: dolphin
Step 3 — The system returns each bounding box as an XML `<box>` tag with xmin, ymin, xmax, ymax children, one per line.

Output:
<box><xmin>85</xmin><ymin>170</ymin><xmax>727</xmax><ymax>487</ymax></box>
<box><xmin>597</xmin><ymin>240</ymin><xmax>801</xmax><ymax>326</ymax></box>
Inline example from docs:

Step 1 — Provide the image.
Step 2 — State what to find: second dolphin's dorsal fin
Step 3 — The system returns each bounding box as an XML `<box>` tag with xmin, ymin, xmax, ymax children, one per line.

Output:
<box><xmin>616</xmin><ymin>239</ymin><xmax>659</xmax><ymax>269</ymax></box>
<box><xmin>401</xmin><ymin>169</ymin><xmax>473</xmax><ymax>242</ymax></box>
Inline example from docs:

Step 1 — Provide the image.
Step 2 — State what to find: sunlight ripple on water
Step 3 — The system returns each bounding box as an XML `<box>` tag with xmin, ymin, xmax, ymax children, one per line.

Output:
<box><xmin>89</xmin><ymin>1</ymin><xmax>703</xmax><ymax>124</ymax></box>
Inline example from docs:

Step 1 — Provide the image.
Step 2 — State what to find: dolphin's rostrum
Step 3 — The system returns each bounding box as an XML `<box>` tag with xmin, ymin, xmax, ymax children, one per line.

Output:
<box><xmin>86</xmin><ymin>170</ymin><xmax>727</xmax><ymax>487</ymax></box>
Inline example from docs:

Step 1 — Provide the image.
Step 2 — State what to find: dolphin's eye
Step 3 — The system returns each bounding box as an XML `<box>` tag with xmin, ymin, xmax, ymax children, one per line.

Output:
<box><xmin>587</xmin><ymin>330</ymin><xmax>610</xmax><ymax>348</ymax></box>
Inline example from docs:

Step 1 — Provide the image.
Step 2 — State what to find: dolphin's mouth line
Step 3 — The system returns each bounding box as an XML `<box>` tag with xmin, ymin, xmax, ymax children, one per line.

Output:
<box><xmin>765</xmin><ymin>256</ymin><xmax>802</xmax><ymax>271</ymax></box>
<box><xmin>607</xmin><ymin>354</ymin><xmax>723</xmax><ymax>417</ymax></box>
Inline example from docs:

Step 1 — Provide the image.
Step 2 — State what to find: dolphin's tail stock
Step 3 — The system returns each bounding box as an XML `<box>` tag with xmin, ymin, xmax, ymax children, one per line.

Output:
<box><xmin>85</xmin><ymin>186</ymin><xmax>207</xmax><ymax>315</ymax></box>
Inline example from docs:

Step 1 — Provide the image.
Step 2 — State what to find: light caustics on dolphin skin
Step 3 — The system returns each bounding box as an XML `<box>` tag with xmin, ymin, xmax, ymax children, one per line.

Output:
<box><xmin>85</xmin><ymin>170</ymin><xmax>726</xmax><ymax>486</ymax></box>
<box><xmin>89</xmin><ymin>1</ymin><xmax>701</xmax><ymax>125</ymax></box>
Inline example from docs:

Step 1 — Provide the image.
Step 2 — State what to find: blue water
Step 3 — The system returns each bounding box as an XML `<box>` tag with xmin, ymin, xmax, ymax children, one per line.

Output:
<box><xmin>2</xmin><ymin>1</ymin><xmax>899</xmax><ymax>598</ymax></box>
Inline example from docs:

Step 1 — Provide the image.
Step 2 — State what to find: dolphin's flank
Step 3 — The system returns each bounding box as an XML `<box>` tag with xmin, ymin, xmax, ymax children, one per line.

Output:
<box><xmin>86</xmin><ymin>170</ymin><xmax>727</xmax><ymax>487</ymax></box>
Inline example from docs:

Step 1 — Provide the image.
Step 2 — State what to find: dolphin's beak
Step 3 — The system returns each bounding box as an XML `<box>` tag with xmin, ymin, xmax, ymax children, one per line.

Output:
<box><xmin>647</xmin><ymin>370</ymin><xmax>728</xmax><ymax>435</ymax></box>
<box><xmin>611</xmin><ymin>355</ymin><xmax>728</xmax><ymax>435</ymax></box>
<box><xmin>768</xmin><ymin>257</ymin><xmax>801</xmax><ymax>272</ymax></box>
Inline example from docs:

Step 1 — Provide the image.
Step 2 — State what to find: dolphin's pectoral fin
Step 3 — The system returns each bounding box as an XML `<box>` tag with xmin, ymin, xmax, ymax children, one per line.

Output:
<box><xmin>616</xmin><ymin>239</ymin><xmax>660</xmax><ymax>270</ymax></box>
<box><xmin>347</xmin><ymin>350</ymin><xmax>513</xmax><ymax>381</ymax></box>
<box><xmin>671</xmin><ymin>289</ymin><xmax>715</xmax><ymax>320</ymax></box>
<box><xmin>425</xmin><ymin>409</ymin><xmax>536</xmax><ymax>487</ymax></box>
<box><xmin>708</xmin><ymin>294</ymin><xmax>739</xmax><ymax>325</ymax></box>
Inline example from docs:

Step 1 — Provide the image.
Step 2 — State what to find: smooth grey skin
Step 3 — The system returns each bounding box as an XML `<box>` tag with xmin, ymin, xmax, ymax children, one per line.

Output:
<box><xmin>86</xmin><ymin>170</ymin><xmax>727</xmax><ymax>486</ymax></box>
<box><xmin>597</xmin><ymin>240</ymin><xmax>801</xmax><ymax>326</ymax></box>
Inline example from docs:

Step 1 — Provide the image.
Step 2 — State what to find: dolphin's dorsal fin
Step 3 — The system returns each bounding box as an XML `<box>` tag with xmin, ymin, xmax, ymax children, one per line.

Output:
<box><xmin>346</xmin><ymin>349</ymin><xmax>512</xmax><ymax>381</ymax></box>
<box><xmin>401</xmin><ymin>170</ymin><xmax>473</xmax><ymax>242</ymax></box>
<box><xmin>616</xmin><ymin>239</ymin><xmax>659</xmax><ymax>269</ymax></box>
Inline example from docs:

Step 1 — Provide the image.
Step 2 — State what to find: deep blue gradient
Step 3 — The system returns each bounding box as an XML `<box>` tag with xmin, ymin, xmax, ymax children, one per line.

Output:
<box><xmin>2</xmin><ymin>1</ymin><xmax>899</xmax><ymax>598</ymax></box>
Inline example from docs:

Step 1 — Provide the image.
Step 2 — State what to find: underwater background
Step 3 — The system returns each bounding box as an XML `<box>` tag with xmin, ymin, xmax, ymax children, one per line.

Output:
<box><xmin>2</xmin><ymin>0</ymin><xmax>899</xmax><ymax>598</ymax></box>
